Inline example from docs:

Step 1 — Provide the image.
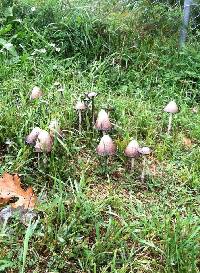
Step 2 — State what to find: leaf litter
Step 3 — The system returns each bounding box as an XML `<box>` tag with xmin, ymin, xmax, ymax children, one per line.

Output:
<box><xmin>0</xmin><ymin>173</ymin><xmax>37</xmax><ymax>225</ymax></box>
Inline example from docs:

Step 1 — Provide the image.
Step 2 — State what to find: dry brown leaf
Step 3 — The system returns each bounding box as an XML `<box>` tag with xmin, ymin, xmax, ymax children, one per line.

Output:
<box><xmin>183</xmin><ymin>137</ymin><xmax>192</xmax><ymax>148</ymax></box>
<box><xmin>0</xmin><ymin>173</ymin><xmax>37</xmax><ymax>209</ymax></box>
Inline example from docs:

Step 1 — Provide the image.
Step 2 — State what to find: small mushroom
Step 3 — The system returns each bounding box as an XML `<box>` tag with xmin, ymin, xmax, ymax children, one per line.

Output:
<box><xmin>124</xmin><ymin>139</ymin><xmax>140</xmax><ymax>171</ymax></box>
<box><xmin>164</xmin><ymin>101</ymin><xmax>178</xmax><ymax>134</ymax></box>
<box><xmin>96</xmin><ymin>135</ymin><xmax>116</xmax><ymax>172</ymax></box>
<box><xmin>96</xmin><ymin>135</ymin><xmax>116</xmax><ymax>156</ymax></box>
<box><xmin>30</xmin><ymin>86</ymin><xmax>42</xmax><ymax>100</ymax></box>
<box><xmin>95</xmin><ymin>109</ymin><xmax>112</xmax><ymax>135</ymax></box>
<box><xmin>49</xmin><ymin>119</ymin><xmax>62</xmax><ymax>137</ymax></box>
<box><xmin>86</xmin><ymin>92</ymin><xmax>97</xmax><ymax>125</ymax></box>
<box><xmin>34</xmin><ymin>130</ymin><xmax>53</xmax><ymax>153</ymax></box>
<box><xmin>26</xmin><ymin>127</ymin><xmax>42</xmax><ymax>145</ymax></box>
<box><xmin>75</xmin><ymin>101</ymin><xmax>87</xmax><ymax>133</ymax></box>
<box><xmin>139</xmin><ymin>146</ymin><xmax>151</xmax><ymax>182</ymax></box>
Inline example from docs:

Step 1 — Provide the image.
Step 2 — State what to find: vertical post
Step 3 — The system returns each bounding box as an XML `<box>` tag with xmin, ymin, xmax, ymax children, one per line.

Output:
<box><xmin>179</xmin><ymin>0</ymin><xmax>192</xmax><ymax>48</ymax></box>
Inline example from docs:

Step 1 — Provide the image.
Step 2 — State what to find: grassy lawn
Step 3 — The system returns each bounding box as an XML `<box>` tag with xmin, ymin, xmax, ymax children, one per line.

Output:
<box><xmin>0</xmin><ymin>0</ymin><xmax>200</xmax><ymax>272</ymax></box>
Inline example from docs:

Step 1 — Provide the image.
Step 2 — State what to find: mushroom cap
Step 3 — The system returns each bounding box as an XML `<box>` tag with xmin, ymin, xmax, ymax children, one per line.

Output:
<box><xmin>87</xmin><ymin>92</ymin><xmax>97</xmax><ymax>98</ymax></box>
<box><xmin>34</xmin><ymin>130</ymin><xmax>53</xmax><ymax>153</ymax></box>
<box><xmin>49</xmin><ymin>119</ymin><xmax>62</xmax><ymax>136</ymax></box>
<box><xmin>95</xmin><ymin>109</ymin><xmax>112</xmax><ymax>131</ymax></box>
<box><xmin>26</xmin><ymin>127</ymin><xmax>42</xmax><ymax>145</ymax></box>
<box><xmin>30</xmin><ymin>86</ymin><xmax>42</xmax><ymax>100</ymax></box>
<box><xmin>75</xmin><ymin>101</ymin><xmax>87</xmax><ymax>110</ymax></box>
<box><xmin>96</xmin><ymin>135</ymin><xmax>116</xmax><ymax>156</ymax></box>
<box><xmin>124</xmin><ymin>139</ymin><xmax>140</xmax><ymax>158</ymax></box>
<box><xmin>164</xmin><ymin>101</ymin><xmax>178</xmax><ymax>113</ymax></box>
<box><xmin>139</xmin><ymin>146</ymin><xmax>151</xmax><ymax>155</ymax></box>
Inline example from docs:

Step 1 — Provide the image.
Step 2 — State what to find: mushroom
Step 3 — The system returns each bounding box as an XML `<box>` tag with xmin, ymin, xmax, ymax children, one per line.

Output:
<box><xmin>124</xmin><ymin>139</ymin><xmax>140</xmax><ymax>171</ymax></box>
<box><xmin>86</xmin><ymin>92</ymin><xmax>97</xmax><ymax>125</ymax></box>
<box><xmin>95</xmin><ymin>109</ymin><xmax>112</xmax><ymax>135</ymax></box>
<box><xmin>26</xmin><ymin>127</ymin><xmax>42</xmax><ymax>145</ymax></box>
<box><xmin>96</xmin><ymin>135</ymin><xmax>116</xmax><ymax>156</ymax></box>
<box><xmin>34</xmin><ymin>130</ymin><xmax>53</xmax><ymax>153</ymax></box>
<box><xmin>49</xmin><ymin>119</ymin><xmax>62</xmax><ymax>137</ymax></box>
<box><xmin>30</xmin><ymin>86</ymin><xmax>42</xmax><ymax>100</ymax></box>
<box><xmin>96</xmin><ymin>135</ymin><xmax>116</xmax><ymax>172</ymax></box>
<box><xmin>139</xmin><ymin>146</ymin><xmax>151</xmax><ymax>182</ymax></box>
<box><xmin>164</xmin><ymin>101</ymin><xmax>178</xmax><ymax>134</ymax></box>
<box><xmin>75</xmin><ymin>101</ymin><xmax>87</xmax><ymax>133</ymax></box>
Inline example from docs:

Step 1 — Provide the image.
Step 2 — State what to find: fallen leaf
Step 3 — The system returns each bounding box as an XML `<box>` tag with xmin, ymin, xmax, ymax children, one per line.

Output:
<box><xmin>183</xmin><ymin>137</ymin><xmax>192</xmax><ymax>148</ymax></box>
<box><xmin>0</xmin><ymin>173</ymin><xmax>37</xmax><ymax>209</ymax></box>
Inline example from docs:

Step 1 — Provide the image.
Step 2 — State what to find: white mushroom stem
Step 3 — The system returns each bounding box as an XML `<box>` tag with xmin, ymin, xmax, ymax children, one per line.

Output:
<box><xmin>167</xmin><ymin>113</ymin><xmax>173</xmax><ymax>134</ymax></box>
<box><xmin>131</xmin><ymin>158</ymin><xmax>135</xmax><ymax>170</ymax></box>
<box><xmin>91</xmin><ymin>98</ymin><xmax>95</xmax><ymax>125</ymax></box>
<box><xmin>106</xmin><ymin>156</ymin><xmax>109</xmax><ymax>166</ymax></box>
<box><xmin>37</xmin><ymin>152</ymin><xmax>40</xmax><ymax>167</ymax></box>
<box><xmin>141</xmin><ymin>156</ymin><xmax>146</xmax><ymax>182</ymax></box>
<box><xmin>78</xmin><ymin>110</ymin><xmax>82</xmax><ymax>133</ymax></box>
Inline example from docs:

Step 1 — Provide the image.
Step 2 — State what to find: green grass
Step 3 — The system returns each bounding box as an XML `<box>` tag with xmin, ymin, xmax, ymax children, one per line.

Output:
<box><xmin>0</xmin><ymin>0</ymin><xmax>200</xmax><ymax>272</ymax></box>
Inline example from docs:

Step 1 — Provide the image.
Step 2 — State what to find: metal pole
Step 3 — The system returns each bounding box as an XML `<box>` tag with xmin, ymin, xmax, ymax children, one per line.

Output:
<box><xmin>179</xmin><ymin>0</ymin><xmax>192</xmax><ymax>48</ymax></box>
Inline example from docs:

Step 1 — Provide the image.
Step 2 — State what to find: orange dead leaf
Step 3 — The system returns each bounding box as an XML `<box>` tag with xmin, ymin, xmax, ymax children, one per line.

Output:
<box><xmin>0</xmin><ymin>173</ymin><xmax>37</xmax><ymax>209</ymax></box>
<box><xmin>183</xmin><ymin>137</ymin><xmax>192</xmax><ymax>148</ymax></box>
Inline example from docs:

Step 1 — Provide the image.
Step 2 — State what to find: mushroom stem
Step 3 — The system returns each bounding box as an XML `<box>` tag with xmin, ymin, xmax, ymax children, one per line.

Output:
<box><xmin>101</xmin><ymin>156</ymin><xmax>108</xmax><ymax>174</ymax></box>
<box><xmin>103</xmin><ymin>131</ymin><xmax>106</xmax><ymax>136</ymax></box>
<box><xmin>131</xmin><ymin>158</ymin><xmax>135</xmax><ymax>171</ymax></box>
<box><xmin>37</xmin><ymin>152</ymin><xmax>40</xmax><ymax>167</ymax></box>
<box><xmin>91</xmin><ymin>97</ymin><xmax>95</xmax><ymax>125</ymax></box>
<box><xmin>167</xmin><ymin>113</ymin><xmax>173</xmax><ymax>134</ymax></box>
<box><xmin>78</xmin><ymin>110</ymin><xmax>82</xmax><ymax>133</ymax></box>
<box><xmin>141</xmin><ymin>156</ymin><xmax>146</xmax><ymax>182</ymax></box>
<box><xmin>106</xmin><ymin>156</ymin><xmax>109</xmax><ymax>166</ymax></box>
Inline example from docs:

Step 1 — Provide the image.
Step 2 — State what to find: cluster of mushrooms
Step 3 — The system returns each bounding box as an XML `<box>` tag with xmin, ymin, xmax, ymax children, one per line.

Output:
<box><xmin>27</xmin><ymin>86</ymin><xmax>179</xmax><ymax>181</ymax></box>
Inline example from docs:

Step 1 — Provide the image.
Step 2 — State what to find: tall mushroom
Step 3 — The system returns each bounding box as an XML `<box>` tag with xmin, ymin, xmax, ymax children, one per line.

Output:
<box><xmin>30</xmin><ymin>86</ymin><xmax>43</xmax><ymax>100</ymax></box>
<box><xmin>164</xmin><ymin>101</ymin><xmax>178</xmax><ymax>134</ymax></box>
<box><xmin>139</xmin><ymin>146</ymin><xmax>151</xmax><ymax>182</ymax></box>
<box><xmin>95</xmin><ymin>109</ymin><xmax>112</xmax><ymax>135</ymax></box>
<box><xmin>96</xmin><ymin>135</ymin><xmax>116</xmax><ymax>156</ymax></box>
<box><xmin>34</xmin><ymin>130</ymin><xmax>53</xmax><ymax>153</ymax></box>
<box><xmin>96</xmin><ymin>135</ymin><xmax>116</xmax><ymax>172</ymax></box>
<box><xmin>75</xmin><ymin>101</ymin><xmax>87</xmax><ymax>133</ymax></box>
<box><xmin>26</xmin><ymin>127</ymin><xmax>42</xmax><ymax>145</ymax></box>
<box><xmin>124</xmin><ymin>139</ymin><xmax>140</xmax><ymax>171</ymax></box>
<box><xmin>86</xmin><ymin>92</ymin><xmax>97</xmax><ymax>125</ymax></box>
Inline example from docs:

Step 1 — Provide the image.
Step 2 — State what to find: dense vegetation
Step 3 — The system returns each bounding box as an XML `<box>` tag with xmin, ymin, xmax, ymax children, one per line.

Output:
<box><xmin>0</xmin><ymin>0</ymin><xmax>200</xmax><ymax>272</ymax></box>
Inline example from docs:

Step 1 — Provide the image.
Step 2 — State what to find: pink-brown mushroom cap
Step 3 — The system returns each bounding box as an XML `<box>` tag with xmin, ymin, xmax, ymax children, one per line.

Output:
<box><xmin>139</xmin><ymin>146</ymin><xmax>151</xmax><ymax>155</ymax></box>
<box><xmin>75</xmin><ymin>101</ymin><xmax>87</xmax><ymax>110</ymax></box>
<box><xmin>30</xmin><ymin>86</ymin><xmax>43</xmax><ymax>100</ymax></box>
<box><xmin>87</xmin><ymin>92</ymin><xmax>97</xmax><ymax>98</ymax></box>
<box><xmin>96</xmin><ymin>135</ymin><xmax>116</xmax><ymax>156</ymax></box>
<box><xmin>95</xmin><ymin>109</ymin><xmax>112</xmax><ymax>132</ymax></box>
<box><xmin>124</xmin><ymin>139</ymin><xmax>140</xmax><ymax>158</ymax></box>
<box><xmin>164</xmin><ymin>101</ymin><xmax>178</xmax><ymax>113</ymax></box>
<box><xmin>34</xmin><ymin>130</ymin><xmax>53</xmax><ymax>153</ymax></box>
<box><xmin>26</xmin><ymin>127</ymin><xmax>42</xmax><ymax>145</ymax></box>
